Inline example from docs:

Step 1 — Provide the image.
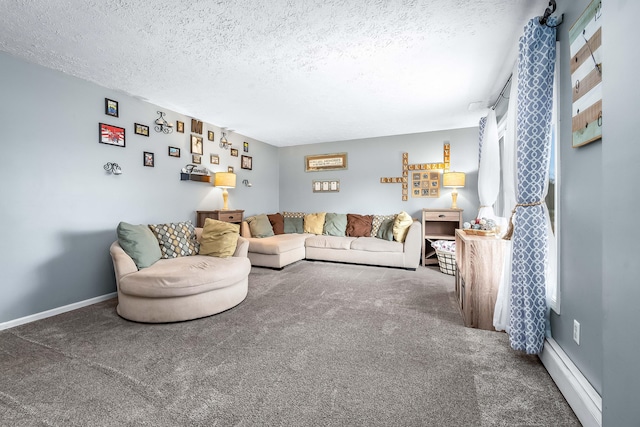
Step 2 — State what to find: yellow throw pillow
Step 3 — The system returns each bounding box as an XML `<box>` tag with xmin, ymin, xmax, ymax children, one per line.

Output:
<box><xmin>200</xmin><ymin>218</ymin><xmax>240</xmax><ymax>258</ymax></box>
<box><xmin>392</xmin><ymin>211</ymin><xmax>413</xmax><ymax>243</ymax></box>
<box><xmin>303</xmin><ymin>212</ymin><xmax>326</xmax><ymax>235</ymax></box>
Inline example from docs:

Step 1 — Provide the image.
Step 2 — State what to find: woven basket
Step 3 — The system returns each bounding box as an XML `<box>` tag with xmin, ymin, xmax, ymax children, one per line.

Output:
<box><xmin>435</xmin><ymin>249</ymin><xmax>456</xmax><ymax>276</ymax></box>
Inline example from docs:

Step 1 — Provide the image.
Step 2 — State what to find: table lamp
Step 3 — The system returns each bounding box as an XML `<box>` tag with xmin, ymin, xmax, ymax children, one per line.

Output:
<box><xmin>214</xmin><ymin>172</ymin><xmax>236</xmax><ymax>210</ymax></box>
<box><xmin>443</xmin><ymin>172</ymin><xmax>465</xmax><ymax>209</ymax></box>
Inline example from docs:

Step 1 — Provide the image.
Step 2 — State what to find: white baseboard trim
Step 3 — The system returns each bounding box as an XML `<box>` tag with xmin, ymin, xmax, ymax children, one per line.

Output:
<box><xmin>540</xmin><ymin>337</ymin><xmax>602</xmax><ymax>427</ymax></box>
<box><xmin>0</xmin><ymin>293</ymin><xmax>117</xmax><ymax>331</ymax></box>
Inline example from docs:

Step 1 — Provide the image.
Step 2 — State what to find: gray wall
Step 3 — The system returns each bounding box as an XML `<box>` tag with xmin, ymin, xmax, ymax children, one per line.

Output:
<box><xmin>278</xmin><ymin>128</ymin><xmax>480</xmax><ymax>223</ymax></box>
<box><xmin>550</xmin><ymin>0</ymin><xmax>603</xmax><ymax>394</ymax></box>
<box><xmin>0</xmin><ymin>52</ymin><xmax>279</xmax><ymax>323</ymax></box>
<box><xmin>602</xmin><ymin>1</ymin><xmax>640</xmax><ymax>424</ymax></box>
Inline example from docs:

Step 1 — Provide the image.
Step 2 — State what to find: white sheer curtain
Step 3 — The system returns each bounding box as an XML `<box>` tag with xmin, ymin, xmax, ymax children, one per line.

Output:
<box><xmin>493</xmin><ymin>64</ymin><xmax>518</xmax><ymax>332</ymax></box>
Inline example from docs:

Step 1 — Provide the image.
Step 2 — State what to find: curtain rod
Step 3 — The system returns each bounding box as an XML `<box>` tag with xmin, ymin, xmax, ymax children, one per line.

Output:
<box><xmin>491</xmin><ymin>74</ymin><xmax>512</xmax><ymax>111</ymax></box>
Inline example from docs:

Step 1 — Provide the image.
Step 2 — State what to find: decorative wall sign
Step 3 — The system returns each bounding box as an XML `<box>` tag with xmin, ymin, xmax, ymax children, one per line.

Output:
<box><xmin>191</xmin><ymin>119</ymin><xmax>203</xmax><ymax>134</ymax></box>
<box><xmin>143</xmin><ymin>152</ymin><xmax>154</xmax><ymax>167</ymax></box>
<box><xmin>180</xmin><ymin>164</ymin><xmax>211</xmax><ymax>182</ymax></box>
<box><xmin>313</xmin><ymin>180</ymin><xmax>340</xmax><ymax>193</ymax></box>
<box><xmin>105</xmin><ymin>98</ymin><xmax>118</xmax><ymax>117</ymax></box>
<box><xmin>168</xmin><ymin>146</ymin><xmax>181</xmax><ymax>157</ymax></box>
<box><xmin>241</xmin><ymin>155</ymin><xmax>252</xmax><ymax>170</ymax></box>
<box><xmin>379</xmin><ymin>143</ymin><xmax>450</xmax><ymax>201</ymax></box>
<box><xmin>99</xmin><ymin>123</ymin><xmax>125</xmax><ymax>147</ymax></box>
<box><xmin>176</xmin><ymin>121</ymin><xmax>184</xmax><ymax>133</ymax></box>
<box><xmin>305</xmin><ymin>152</ymin><xmax>348</xmax><ymax>172</ymax></box>
<box><xmin>569</xmin><ymin>0</ymin><xmax>602</xmax><ymax>148</ymax></box>
<box><xmin>134</xmin><ymin>123</ymin><xmax>149</xmax><ymax>136</ymax></box>
<box><xmin>190</xmin><ymin>135</ymin><xmax>203</xmax><ymax>155</ymax></box>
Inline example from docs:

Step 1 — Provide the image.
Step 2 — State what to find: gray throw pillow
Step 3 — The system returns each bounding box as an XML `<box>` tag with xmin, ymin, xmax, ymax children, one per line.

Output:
<box><xmin>376</xmin><ymin>218</ymin><xmax>395</xmax><ymax>241</ymax></box>
<box><xmin>284</xmin><ymin>217</ymin><xmax>304</xmax><ymax>234</ymax></box>
<box><xmin>323</xmin><ymin>213</ymin><xmax>347</xmax><ymax>237</ymax></box>
<box><xmin>246</xmin><ymin>214</ymin><xmax>275</xmax><ymax>238</ymax></box>
<box><xmin>116</xmin><ymin>222</ymin><xmax>162</xmax><ymax>269</ymax></box>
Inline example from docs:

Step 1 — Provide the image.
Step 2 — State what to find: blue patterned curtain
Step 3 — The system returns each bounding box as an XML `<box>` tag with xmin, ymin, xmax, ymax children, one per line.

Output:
<box><xmin>509</xmin><ymin>17</ymin><xmax>557</xmax><ymax>354</ymax></box>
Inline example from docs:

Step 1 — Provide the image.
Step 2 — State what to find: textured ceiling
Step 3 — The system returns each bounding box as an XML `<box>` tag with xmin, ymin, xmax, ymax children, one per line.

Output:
<box><xmin>0</xmin><ymin>0</ymin><xmax>548</xmax><ymax>146</ymax></box>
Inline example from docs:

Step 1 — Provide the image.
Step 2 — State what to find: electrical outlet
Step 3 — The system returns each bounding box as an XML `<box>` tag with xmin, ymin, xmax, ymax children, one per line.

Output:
<box><xmin>573</xmin><ymin>320</ymin><xmax>581</xmax><ymax>345</ymax></box>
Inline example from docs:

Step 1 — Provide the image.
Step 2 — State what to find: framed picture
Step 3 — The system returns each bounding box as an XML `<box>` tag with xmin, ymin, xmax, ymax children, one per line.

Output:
<box><xmin>210</xmin><ymin>154</ymin><xmax>219</xmax><ymax>164</ymax></box>
<box><xmin>228</xmin><ymin>166</ymin><xmax>234</xmax><ymax>173</ymax></box>
<box><xmin>208</xmin><ymin>131</ymin><xmax>215</xmax><ymax>141</ymax></box>
<box><xmin>241</xmin><ymin>155</ymin><xmax>252</xmax><ymax>170</ymax></box>
<box><xmin>190</xmin><ymin>134</ymin><xmax>203</xmax><ymax>155</ymax></box>
<box><xmin>168</xmin><ymin>146</ymin><xmax>181</xmax><ymax>157</ymax></box>
<box><xmin>230</xmin><ymin>148</ymin><xmax>239</xmax><ymax>157</ymax></box>
<box><xmin>176</xmin><ymin>121</ymin><xmax>184</xmax><ymax>133</ymax></box>
<box><xmin>144</xmin><ymin>152</ymin><xmax>154</xmax><ymax>167</ymax></box>
<box><xmin>192</xmin><ymin>154</ymin><xmax>202</xmax><ymax>164</ymax></box>
<box><xmin>99</xmin><ymin>123</ymin><xmax>125</xmax><ymax>147</ymax></box>
<box><xmin>243</xmin><ymin>141</ymin><xmax>249</xmax><ymax>152</ymax></box>
<box><xmin>312</xmin><ymin>180</ymin><xmax>340</xmax><ymax>193</ymax></box>
<box><xmin>305</xmin><ymin>152</ymin><xmax>348</xmax><ymax>172</ymax></box>
<box><xmin>134</xmin><ymin>123</ymin><xmax>149</xmax><ymax>136</ymax></box>
<box><xmin>105</xmin><ymin>98</ymin><xmax>118</xmax><ymax>117</ymax></box>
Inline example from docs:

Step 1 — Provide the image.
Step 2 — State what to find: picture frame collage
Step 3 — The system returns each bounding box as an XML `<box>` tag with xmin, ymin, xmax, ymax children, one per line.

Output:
<box><xmin>99</xmin><ymin>97</ymin><xmax>255</xmax><ymax>175</ymax></box>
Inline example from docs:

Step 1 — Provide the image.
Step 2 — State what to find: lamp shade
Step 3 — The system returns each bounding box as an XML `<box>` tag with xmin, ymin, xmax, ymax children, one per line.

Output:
<box><xmin>214</xmin><ymin>172</ymin><xmax>236</xmax><ymax>188</ymax></box>
<box><xmin>443</xmin><ymin>172</ymin><xmax>466</xmax><ymax>188</ymax></box>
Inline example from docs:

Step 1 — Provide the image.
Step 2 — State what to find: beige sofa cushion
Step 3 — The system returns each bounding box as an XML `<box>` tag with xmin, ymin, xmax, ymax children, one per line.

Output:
<box><xmin>350</xmin><ymin>237</ymin><xmax>404</xmax><ymax>253</ymax></box>
<box><xmin>305</xmin><ymin>235</ymin><xmax>355</xmax><ymax>250</ymax></box>
<box><xmin>247</xmin><ymin>234</ymin><xmax>308</xmax><ymax>255</ymax></box>
<box><xmin>118</xmin><ymin>255</ymin><xmax>251</xmax><ymax>298</ymax></box>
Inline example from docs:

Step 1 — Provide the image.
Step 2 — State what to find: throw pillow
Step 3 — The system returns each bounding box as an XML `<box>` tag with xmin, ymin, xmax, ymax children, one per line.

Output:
<box><xmin>268</xmin><ymin>213</ymin><xmax>285</xmax><ymax>235</ymax></box>
<box><xmin>199</xmin><ymin>218</ymin><xmax>240</xmax><ymax>258</ymax></box>
<box><xmin>116</xmin><ymin>221</ymin><xmax>162</xmax><ymax>269</ymax></box>
<box><xmin>148</xmin><ymin>221</ymin><xmax>199</xmax><ymax>259</ymax></box>
<box><xmin>283</xmin><ymin>211</ymin><xmax>305</xmax><ymax>218</ymax></box>
<box><xmin>392</xmin><ymin>211</ymin><xmax>413</xmax><ymax>243</ymax></box>
<box><xmin>246</xmin><ymin>214</ymin><xmax>275</xmax><ymax>238</ymax></box>
<box><xmin>284</xmin><ymin>217</ymin><xmax>304</xmax><ymax>234</ymax></box>
<box><xmin>304</xmin><ymin>212</ymin><xmax>326</xmax><ymax>235</ymax></box>
<box><xmin>346</xmin><ymin>214</ymin><xmax>373</xmax><ymax>237</ymax></box>
<box><xmin>376</xmin><ymin>218</ymin><xmax>395</xmax><ymax>241</ymax></box>
<box><xmin>371</xmin><ymin>214</ymin><xmax>396</xmax><ymax>237</ymax></box>
<box><xmin>323</xmin><ymin>213</ymin><xmax>347</xmax><ymax>237</ymax></box>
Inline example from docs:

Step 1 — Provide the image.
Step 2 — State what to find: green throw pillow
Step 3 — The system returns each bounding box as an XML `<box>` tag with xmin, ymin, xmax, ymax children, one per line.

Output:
<box><xmin>284</xmin><ymin>217</ymin><xmax>304</xmax><ymax>234</ymax></box>
<box><xmin>376</xmin><ymin>218</ymin><xmax>395</xmax><ymax>241</ymax></box>
<box><xmin>323</xmin><ymin>213</ymin><xmax>347</xmax><ymax>237</ymax></box>
<box><xmin>116</xmin><ymin>221</ymin><xmax>162</xmax><ymax>269</ymax></box>
<box><xmin>200</xmin><ymin>218</ymin><xmax>240</xmax><ymax>257</ymax></box>
<box><xmin>246</xmin><ymin>214</ymin><xmax>275</xmax><ymax>238</ymax></box>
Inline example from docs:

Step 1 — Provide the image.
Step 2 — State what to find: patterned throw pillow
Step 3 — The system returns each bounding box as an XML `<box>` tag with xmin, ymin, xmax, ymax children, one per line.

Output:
<box><xmin>283</xmin><ymin>211</ymin><xmax>305</xmax><ymax>218</ymax></box>
<box><xmin>148</xmin><ymin>221</ymin><xmax>199</xmax><ymax>259</ymax></box>
<box><xmin>371</xmin><ymin>214</ymin><xmax>396</xmax><ymax>237</ymax></box>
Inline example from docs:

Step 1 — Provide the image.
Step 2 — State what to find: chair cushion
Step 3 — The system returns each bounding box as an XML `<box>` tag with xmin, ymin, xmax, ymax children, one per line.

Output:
<box><xmin>305</xmin><ymin>235</ymin><xmax>355</xmax><ymax>250</ymax></box>
<box><xmin>148</xmin><ymin>221</ymin><xmax>199</xmax><ymax>259</ymax></box>
<box><xmin>199</xmin><ymin>218</ymin><xmax>240</xmax><ymax>258</ymax></box>
<box><xmin>350</xmin><ymin>237</ymin><xmax>403</xmax><ymax>253</ymax></box>
<box><xmin>116</xmin><ymin>222</ymin><xmax>162</xmax><ymax>269</ymax></box>
<box><xmin>247</xmin><ymin>234</ymin><xmax>308</xmax><ymax>255</ymax></box>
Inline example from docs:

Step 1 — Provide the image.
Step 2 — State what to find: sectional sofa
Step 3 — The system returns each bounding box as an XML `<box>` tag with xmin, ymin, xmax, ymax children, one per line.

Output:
<box><xmin>240</xmin><ymin>212</ymin><xmax>422</xmax><ymax>270</ymax></box>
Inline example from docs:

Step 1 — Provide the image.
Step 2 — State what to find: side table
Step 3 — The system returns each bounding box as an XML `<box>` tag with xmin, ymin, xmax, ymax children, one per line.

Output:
<box><xmin>196</xmin><ymin>210</ymin><xmax>244</xmax><ymax>227</ymax></box>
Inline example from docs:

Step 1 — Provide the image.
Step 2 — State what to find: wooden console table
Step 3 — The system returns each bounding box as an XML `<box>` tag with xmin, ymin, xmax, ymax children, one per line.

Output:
<box><xmin>454</xmin><ymin>229</ymin><xmax>506</xmax><ymax>331</ymax></box>
<box><xmin>196</xmin><ymin>210</ymin><xmax>244</xmax><ymax>227</ymax></box>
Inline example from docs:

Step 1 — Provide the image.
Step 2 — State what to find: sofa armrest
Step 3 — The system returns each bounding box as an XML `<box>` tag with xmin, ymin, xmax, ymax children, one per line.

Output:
<box><xmin>234</xmin><ymin>236</ymin><xmax>249</xmax><ymax>257</ymax></box>
<box><xmin>109</xmin><ymin>241</ymin><xmax>138</xmax><ymax>280</ymax></box>
<box><xmin>402</xmin><ymin>220</ymin><xmax>422</xmax><ymax>267</ymax></box>
<box><xmin>240</xmin><ymin>221</ymin><xmax>251</xmax><ymax>238</ymax></box>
